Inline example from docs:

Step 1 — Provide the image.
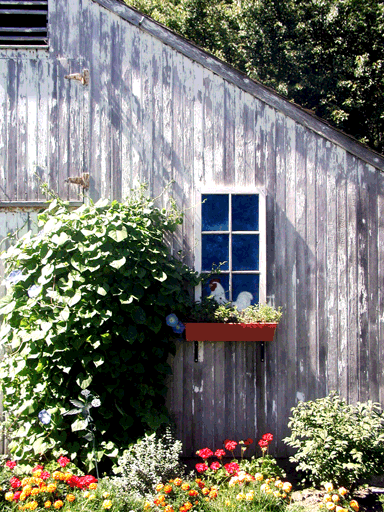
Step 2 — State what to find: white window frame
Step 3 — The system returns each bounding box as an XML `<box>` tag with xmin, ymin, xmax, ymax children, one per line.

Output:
<box><xmin>194</xmin><ymin>188</ymin><xmax>266</xmax><ymax>304</ymax></box>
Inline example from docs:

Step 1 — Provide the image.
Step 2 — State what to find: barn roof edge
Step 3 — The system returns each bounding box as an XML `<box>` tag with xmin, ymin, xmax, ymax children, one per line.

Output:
<box><xmin>92</xmin><ymin>0</ymin><xmax>384</xmax><ymax>172</ymax></box>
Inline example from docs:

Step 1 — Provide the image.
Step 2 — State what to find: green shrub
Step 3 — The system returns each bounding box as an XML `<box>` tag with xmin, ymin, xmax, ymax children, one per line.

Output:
<box><xmin>111</xmin><ymin>427</ymin><xmax>186</xmax><ymax>499</ymax></box>
<box><xmin>0</xmin><ymin>187</ymin><xmax>201</xmax><ymax>472</ymax></box>
<box><xmin>283</xmin><ymin>392</ymin><xmax>384</xmax><ymax>487</ymax></box>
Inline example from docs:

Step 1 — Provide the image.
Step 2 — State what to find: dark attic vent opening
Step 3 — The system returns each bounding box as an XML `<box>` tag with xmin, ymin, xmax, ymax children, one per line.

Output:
<box><xmin>0</xmin><ymin>0</ymin><xmax>48</xmax><ymax>47</ymax></box>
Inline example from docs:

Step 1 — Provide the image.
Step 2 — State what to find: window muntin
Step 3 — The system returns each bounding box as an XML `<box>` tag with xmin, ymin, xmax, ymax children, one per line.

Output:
<box><xmin>198</xmin><ymin>192</ymin><xmax>265</xmax><ymax>306</ymax></box>
<box><xmin>0</xmin><ymin>0</ymin><xmax>48</xmax><ymax>47</ymax></box>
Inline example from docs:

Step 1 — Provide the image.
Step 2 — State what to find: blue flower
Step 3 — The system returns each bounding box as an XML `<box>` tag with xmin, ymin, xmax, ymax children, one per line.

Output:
<box><xmin>6</xmin><ymin>270</ymin><xmax>24</xmax><ymax>285</ymax></box>
<box><xmin>172</xmin><ymin>321</ymin><xmax>185</xmax><ymax>334</ymax></box>
<box><xmin>166</xmin><ymin>314</ymin><xmax>179</xmax><ymax>327</ymax></box>
<box><xmin>28</xmin><ymin>285</ymin><xmax>42</xmax><ymax>298</ymax></box>
<box><xmin>38</xmin><ymin>409</ymin><xmax>51</xmax><ymax>425</ymax></box>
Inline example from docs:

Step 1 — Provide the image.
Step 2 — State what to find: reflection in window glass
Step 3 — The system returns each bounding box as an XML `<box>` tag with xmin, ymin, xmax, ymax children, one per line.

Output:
<box><xmin>232</xmin><ymin>235</ymin><xmax>259</xmax><ymax>271</ymax></box>
<box><xmin>202</xmin><ymin>234</ymin><xmax>229</xmax><ymax>271</ymax></box>
<box><xmin>202</xmin><ymin>194</ymin><xmax>229</xmax><ymax>231</ymax></box>
<box><xmin>232</xmin><ymin>195</ymin><xmax>259</xmax><ymax>231</ymax></box>
<box><xmin>232</xmin><ymin>274</ymin><xmax>259</xmax><ymax>305</ymax></box>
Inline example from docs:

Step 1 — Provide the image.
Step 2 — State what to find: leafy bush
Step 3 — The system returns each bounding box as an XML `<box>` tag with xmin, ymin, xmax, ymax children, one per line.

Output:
<box><xmin>283</xmin><ymin>392</ymin><xmax>384</xmax><ymax>487</ymax></box>
<box><xmin>111</xmin><ymin>427</ymin><xmax>185</xmax><ymax>499</ymax></box>
<box><xmin>0</xmin><ymin>188</ymin><xmax>200</xmax><ymax>471</ymax></box>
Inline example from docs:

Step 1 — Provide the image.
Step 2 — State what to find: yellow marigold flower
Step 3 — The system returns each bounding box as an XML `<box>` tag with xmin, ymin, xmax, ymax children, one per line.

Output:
<box><xmin>103</xmin><ymin>492</ymin><xmax>110</xmax><ymax>498</ymax></box>
<box><xmin>326</xmin><ymin>503</ymin><xmax>336</xmax><ymax>511</ymax></box>
<box><xmin>225</xmin><ymin>500</ymin><xmax>231</xmax><ymax>507</ymax></box>
<box><xmin>89</xmin><ymin>494</ymin><xmax>96</xmax><ymax>500</ymax></box>
<box><xmin>281</xmin><ymin>492</ymin><xmax>287</xmax><ymax>499</ymax></box>
<box><xmin>338</xmin><ymin>487</ymin><xmax>348</xmax><ymax>496</ymax></box>
<box><xmin>254</xmin><ymin>473</ymin><xmax>264</xmax><ymax>481</ymax></box>
<box><xmin>52</xmin><ymin>472</ymin><xmax>62</xmax><ymax>480</ymax></box>
<box><xmin>144</xmin><ymin>502</ymin><xmax>151</xmax><ymax>510</ymax></box>
<box><xmin>183</xmin><ymin>503</ymin><xmax>193</xmax><ymax>511</ymax></box>
<box><xmin>89</xmin><ymin>482</ymin><xmax>97</xmax><ymax>490</ymax></box>
<box><xmin>47</xmin><ymin>484</ymin><xmax>57</xmax><ymax>493</ymax></box>
<box><xmin>202</xmin><ymin>488</ymin><xmax>209</xmax><ymax>496</ymax></box>
<box><xmin>53</xmin><ymin>500</ymin><xmax>64</xmax><ymax>509</ymax></box>
<box><xmin>332</xmin><ymin>494</ymin><xmax>340</xmax><ymax>503</ymax></box>
<box><xmin>324</xmin><ymin>494</ymin><xmax>332</xmax><ymax>502</ymax></box>
<box><xmin>174</xmin><ymin>478</ymin><xmax>182</xmax><ymax>486</ymax></box>
<box><xmin>63</xmin><ymin>473</ymin><xmax>72</xmax><ymax>481</ymax></box>
<box><xmin>273</xmin><ymin>491</ymin><xmax>280</xmax><ymax>498</ymax></box>
<box><xmin>246</xmin><ymin>492</ymin><xmax>254</xmax><ymax>501</ymax></box>
<box><xmin>29</xmin><ymin>501</ymin><xmax>38</xmax><ymax>510</ymax></box>
<box><xmin>19</xmin><ymin>492</ymin><xmax>27</xmax><ymax>501</ymax></box>
<box><xmin>275</xmin><ymin>479</ymin><xmax>282</xmax><ymax>487</ymax></box>
<box><xmin>40</xmin><ymin>486</ymin><xmax>47</xmax><ymax>493</ymax></box>
<box><xmin>282</xmin><ymin>482</ymin><xmax>292</xmax><ymax>493</ymax></box>
<box><xmin>30</xmin><ymin>488</ymin><xmax>40</xmax><ymax>496</ymax></box>
<box><xmin>83</xmin><ymin>492</ymin><xmax>90</xmax><ymax>499</ymax></box>
<box><xmin>156</xmin><ymin>484</ymin><xmax>164</xmax><ymax>492</ymax></box>
<box><xmin>236</xmin><ymin>493</ymin><xmax>246</xmax><ymax>501</ymax></box>
<box><xmin>181</xmin><ymin>483</ymin><xmax>190</xmax><ymax>491</ymax></box>
<box><xmin>324</xmin><ymin>483</ymin><xmax>334</xmax><ymax>492</ymax></box>
<box><xmin>32</xmin><ymin>470</ymin><xmax>42</xmax><ymax>478</ymax></box>
<box><xmin>21</xmin><ymin>478</ymin><xmax>31</xmax><ymax>486</ymax></box>
<box><xmin>158</xmin><ymin>494</ymin><xmax>166</xmax><ymax>502</ymax></box>
<box><xmin>164</xmin><ymin>506</ymin><xmax>174</xmax><ymax>512</ymax></box>
<box><xmin>350</xmin><ymin>500</ymin><xmax>359</xmax><ymax>511</ymax></box>
<box><xmin>102</xmin><ymin>500</ymin><xmax>113</xmax><ymax>509</ymax></box>
<box><xmin>164</xmin><ymin>484</ymin><xmax>172</xmax><ymax>494</ymax></box>
<box><xmin>336</xmin><ymin>507</ymin><xmax>348</xmax><ymax>512</ymax></box>
<box><xmin>66</xmin><ymin>494</ymin><xmax>76</xmax><ymax>502</ymax></box>
<box><xmin>44</xmin><ymin>502</ymin><xmax>51</xmax><ymax>509</ymax></box>
<box><xmin>5</xmin><ymin>492</ymin><xmax>14</xmax><ymax>501</ymax></box>
<box><xmin>23</xmin><ymin>485</ymin><xmax>32</xmax><ymax>495</ymax></box>
<box><xmin>209</xmin><ymin>489</ymin><xmax>218</xmax><ymax>499</ymax></box>
<box><xmin>260</xmin><ymin>484</ymin><xmax>270</xmax><ymax>492</ymax></box>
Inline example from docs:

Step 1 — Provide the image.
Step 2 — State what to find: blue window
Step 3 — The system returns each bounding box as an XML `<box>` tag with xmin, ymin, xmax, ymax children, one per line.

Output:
<box><xmin>199</xmin><ymin>193</ymin><xmax>264</xmax><ymax>308</ymax></box>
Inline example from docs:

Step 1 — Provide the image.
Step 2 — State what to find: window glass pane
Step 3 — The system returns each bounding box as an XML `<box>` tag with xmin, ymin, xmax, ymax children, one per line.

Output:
<box><xmin>202</xmin><ymin>274</ymin><xmax>230</xmax><ymax>303</ymax></box>
<box><xmin>232</xmin><ymin>195</ymin><xmax>259</xmax><ymax>231</ymax></box>
<box><xmin>232</xmin><ymin>274</ymin><xmax>259</xmax><ymax>306</ymax></box>
<box><xmin>232</xmin><ymin>234</ymin><xmax>259</xmax><ymax>271</ymax></box>
<box><xmin>202</xmin><ymin>194</ymin><xmax>229</xmax><ymax>231</ymax></box>
<box><xmin>202</xmin><ymin>234</ymin><xmax>229</xmax><ymax>271</ymax></box>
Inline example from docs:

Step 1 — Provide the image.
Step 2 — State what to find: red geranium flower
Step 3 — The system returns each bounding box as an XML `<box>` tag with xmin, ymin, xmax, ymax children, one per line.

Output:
<box><xmin>195</xmin><ymin>463</ymin><xmax>208</xmax><ymax>473</ymax></box>
<box><xmin>210</xmin><ymin>461</ymin><xmax>221</xmax><ymax>471</ymax></box>
<box><xmin>57</xmin><ymin>456</ymin><xmax>70</xmax><ymax>468</ymax></box>
<box><xmin>224</xmin><ymin>462</ymin><xmax>240</xmax><ymax>474</ymax></box>
<box><xmin>224</xmin><ymin>440</ymin><xmax>237</xmax><ymax>452</ymax></box>
<box><xmin>258</xmin><ymin>439</ymin><xmax>269</xmax><ymax>448</ymax></box>
<box><xmin>244</xmin><ymin>438</ymin><xmax>253</xmax><ymax>445</ymax></box>
<box><xmin>262</xmin><ymin>433</ymin><xmax>273</xmax><ymax>442</ymax></box>
<box><xmin>10</xmin><ymin>477</ymin><xmax>21</xmax><ymax>489</ymax></box>
<box><xmin>214</xmin><ymin>449</ymin><xmax>226</xmax><ymax>459</ymax></box>
<box><xmin>41</xmin><ymin>471</ymin><xmax>51</xmax><ymax>480</ymax></box>
<box><xmin>197</xmin><ymin>448</ymin><xmax>213</xmax><ymax>460</ymax></box>
<box><xmin>13</xmin><ymin>491</ymin><xmax>21</xmax><ymax>501</ymax></box>
<box><xmin>32</xmin><ymin>465</ymin><xmax>44</xmax><ymax>472</ymax></box>
<box><xmin>6</xmin><ymin>461</ymin><xmax>17</xmax><ymax>469</ymax></box>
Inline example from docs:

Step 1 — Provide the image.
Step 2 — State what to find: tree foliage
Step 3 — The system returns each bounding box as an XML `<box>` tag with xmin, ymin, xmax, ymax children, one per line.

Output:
<box><xmin>0</xmin><ymin>188</ymin><xmax>200</xmax><ymax>471</ymax></box>
<box><xmin>129</xmin><ymin>0</ymin><xmax>384</xmax><ymax>154</ymax></box>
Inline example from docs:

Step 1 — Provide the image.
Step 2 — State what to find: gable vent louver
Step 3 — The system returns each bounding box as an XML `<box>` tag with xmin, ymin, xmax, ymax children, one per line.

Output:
<box><xmin>0</xmin><ymin>0</ymin><xmax>48</xmax><ymax>47</ymax></box>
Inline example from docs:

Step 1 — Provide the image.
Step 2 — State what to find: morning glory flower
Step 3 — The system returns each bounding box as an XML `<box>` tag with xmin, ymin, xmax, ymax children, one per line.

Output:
<box><xmin>172</xmin><ymin>321</ymin><xmax>185</xmax><ymax>334</ymax></box>
<box><xmin>91</xmin><ymin>398</ymin><xmax>101</xmax><ymax>408</ymax></box>
<box><xmin>28</xmin><ymin>285</ymin><xmax>42</xmax><ymax>298</ymax></box>
<box><xmin>6</xmin><ymin>270</ymin><xmax>24</xmax><ymax>285</ymax></box>
<box><xmin>166</xmin><ymin>314</ymin><xmax>179</xmax><ymax>327</ymax></box>
<box><xmin>81</xmin><ymin>389</ymin><xmax>91</xmax><ymax>397</ymax></box>
<box><xmin>38</xmin><ymin>409</ymin><xmax>51</xmax><ymax>425</ymax></box>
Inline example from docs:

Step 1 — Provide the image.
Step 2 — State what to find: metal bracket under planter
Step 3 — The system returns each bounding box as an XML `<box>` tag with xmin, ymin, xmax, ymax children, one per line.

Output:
<box><xmin>185</xmin><ymin>323</ymin><xmax>278</xmax><ymax>363</ymax></box>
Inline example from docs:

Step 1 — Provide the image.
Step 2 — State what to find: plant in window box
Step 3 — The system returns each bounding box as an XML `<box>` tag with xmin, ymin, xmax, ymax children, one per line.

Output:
<box><xmin>184</xmin><ymin>300</ymin><xmax>282</xmax><ymax>342</ymax></box>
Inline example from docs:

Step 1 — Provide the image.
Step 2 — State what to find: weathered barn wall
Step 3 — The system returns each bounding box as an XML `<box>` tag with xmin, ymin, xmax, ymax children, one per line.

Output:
<box><xmin>0</xmin><ymin>0</ymin><xmax>383</xmax><ymax>457</ymax></box>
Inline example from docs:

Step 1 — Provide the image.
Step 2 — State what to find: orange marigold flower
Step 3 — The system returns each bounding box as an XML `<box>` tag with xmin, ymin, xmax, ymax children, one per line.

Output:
<box><xmin>181</xmin><ymin>483</ymin><xmax>190</xmax><ymax>491</ymax></box>
<box><xmin>29</xmin><ymin>501</ymin><xmax>38</xmax><ymax>510</ymax></box>
<box><xmin>5</xmin><ymin>492</ymin><xmax>14</xmax><ymax>501</ymax></box>
<box><xmin>30</xmin><ymin>488</ymin><xmax>40</xmax><ymax>496</ymax></box>
<box><xmin>179</xmin><ymin>507</ymin><xmax>186</xmax><ymax>512</ymax></box>
<box><xmin>32</xmin><ymin>470</ymin><xmax>42</xmax><ymax>478</ymax></box>
<box><xmin>338</xmin><ymin>487</ymin><xmax>348</xmax><ymax>496</ymax></box>
<box><xmin>350</xmin><ymin>500</ymin><xmax>359</xmax><ymax>511</ymax></box>
<box><xmin>144</xmin><ymin>502</ymin><xmax>151</xmax><ymax>510</ymax></box>
<box><xmin>89</xmin><ymin>483</ymin><xmax>97</xmax><ymax>490</ymax></box>
<box><xmin>183</xmin><ymin>503</ymin><xmax>192</xmax><ymax>511</ymax></box>
<box><xmin>188</xmin><ymin>490</ymin><xmax>198</xmax><ymax>497</ymax></box>
<box><xmin>66</xmin><ymin>494</ymin><xmax>76</xmax><ymax>502</ymax></box>
<box><xmin>165</xmin><ymin>506</ymin><xmax>174</xmax><ymax>512</ymax></box>
<box><xmin>156</xmin><ymin>484</ymin><xmax>164</xmax><ymax>492</ymax></box>
<box><xmin>209</xmin><ymin>490</ymin><xmax>218</xmax><ymax>499</ymax></box>
<box><xmin>163</xmin><ymin>485</ymin><xmax>172</xmax><ymax>494</ymax></box>
<box><xmin>44</xmin><ymin>502</ymin><xmax>51</xmax><ymax>509</ymax></box>
<box><xmin>53</xmin><ymin>500</ymin><xmax>64</xmax><ymax>509</ymax></box>
<box><xmin>46</xmin><ymin>484</ymin><xmax>57</xmax><ymax>493</ymax></box>
<box><xmin>202</xmin><ymin>488</ymin><xmax>209</xmax><ymax>496</ymax></box>
<box><xmin>174</xmin><ymin>478</ymin><xmax>182</xmax><ymax>486</ymax></box>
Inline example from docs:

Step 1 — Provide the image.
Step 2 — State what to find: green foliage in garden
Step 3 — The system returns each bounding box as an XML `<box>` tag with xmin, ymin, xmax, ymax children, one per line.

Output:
<box><xmin>128</xmin><ymin>0</ymin><xmax>384</xmax><ymax>155</ymax></box>
<box><xmin>0</xmin><ymin>188</ymin><xmax>200</xmax><ymax>471</ymax></box>
<box><xmin>283</xmin><ymin>392</ymin><xmax>384</xmax><ymax>487</ymax></box>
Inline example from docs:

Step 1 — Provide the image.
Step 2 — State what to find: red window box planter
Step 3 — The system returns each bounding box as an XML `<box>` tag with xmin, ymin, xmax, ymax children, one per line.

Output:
<box><xmin>185</xmin><ymin>322</ymin><xmax>278</xmax><ymax>342</ymax></box>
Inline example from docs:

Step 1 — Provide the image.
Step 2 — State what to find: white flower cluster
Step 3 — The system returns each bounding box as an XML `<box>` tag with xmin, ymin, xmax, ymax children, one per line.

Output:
<box><xmin>112</xmin><ymin>427</ymin><xmax>185</xmax><ymax>500</ymax></box>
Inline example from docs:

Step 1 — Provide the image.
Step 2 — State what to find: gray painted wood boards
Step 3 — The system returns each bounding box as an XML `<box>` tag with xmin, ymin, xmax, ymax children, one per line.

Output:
<box><xmin>0</xmin><ymin>0</ymin><xmax>383</xmax><ymax>456</ymax></box>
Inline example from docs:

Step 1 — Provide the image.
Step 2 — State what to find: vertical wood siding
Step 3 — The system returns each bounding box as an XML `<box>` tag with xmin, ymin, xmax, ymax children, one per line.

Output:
<box><xmin>0</xmin><ymin>0</ymin><xmax>383</xmax><ymax>457</ymax></box>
